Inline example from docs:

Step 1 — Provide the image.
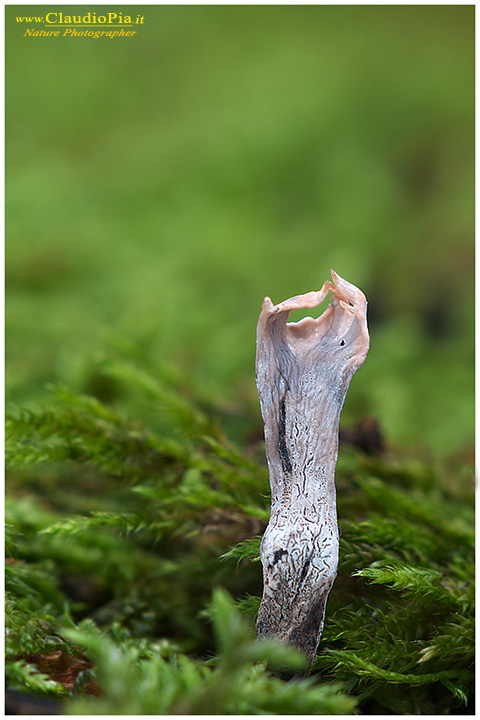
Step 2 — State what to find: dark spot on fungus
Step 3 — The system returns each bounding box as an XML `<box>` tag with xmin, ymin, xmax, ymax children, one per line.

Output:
<box><xmin>299</xmin><ymin>559</ymin><xmax>310</xmax><ymax>583</ymax></box>
<box><xmin>278</xmin><ymin>398</ymin><xmax>292</xmax><ymax>474</ymax></box>
<box><xmin>273</xmin><ymin>549</ymin><xmax>288</xmax><ymax>564</ymax></box>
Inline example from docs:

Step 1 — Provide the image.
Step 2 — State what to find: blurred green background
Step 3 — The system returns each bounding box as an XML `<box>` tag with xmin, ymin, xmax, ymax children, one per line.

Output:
<box><xmin>6</xmin><ymin>5</ymin><xmax>474</xmax><ymax>460</ymax></box>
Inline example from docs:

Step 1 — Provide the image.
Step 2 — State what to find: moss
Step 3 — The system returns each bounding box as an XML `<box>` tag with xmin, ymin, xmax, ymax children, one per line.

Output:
<box><xmin>5</xmin><ymin>356</ymin><xmax>474</xmax><ymax>713</ymax></box>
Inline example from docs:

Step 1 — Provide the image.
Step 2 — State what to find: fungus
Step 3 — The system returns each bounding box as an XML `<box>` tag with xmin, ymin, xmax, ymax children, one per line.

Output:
<box><xmin>255</xmin><ymin>270</ymin><xmax>369</xmax><ymax>668</ymax></box>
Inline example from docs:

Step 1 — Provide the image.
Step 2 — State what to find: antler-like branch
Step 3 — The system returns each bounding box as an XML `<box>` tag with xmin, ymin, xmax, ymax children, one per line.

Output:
<box><xmin>255</xmin><ymin>270</ymin><xmax>369</xmax><ymax>667</ymax></box>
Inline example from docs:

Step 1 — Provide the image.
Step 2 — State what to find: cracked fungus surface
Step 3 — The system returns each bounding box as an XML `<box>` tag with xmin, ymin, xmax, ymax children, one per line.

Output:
<box><xmin>255</xmin><ymin>270</ymin><xmax>369</xmax><ymax>665</ymax></box>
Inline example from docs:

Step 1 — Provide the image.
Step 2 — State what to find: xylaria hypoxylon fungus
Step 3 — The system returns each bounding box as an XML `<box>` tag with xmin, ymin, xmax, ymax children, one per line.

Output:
<box><xmin>255</xmin><ymin>270</ymin><xmax>369</xmax><ymax>667</ymax></box>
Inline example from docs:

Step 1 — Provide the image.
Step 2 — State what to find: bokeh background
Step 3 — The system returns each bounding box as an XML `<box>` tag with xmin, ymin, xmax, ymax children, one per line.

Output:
<box><xmin>6</xmin><ymin>5</ymin><xmax>474</xmax><ymax>463</ymax></box>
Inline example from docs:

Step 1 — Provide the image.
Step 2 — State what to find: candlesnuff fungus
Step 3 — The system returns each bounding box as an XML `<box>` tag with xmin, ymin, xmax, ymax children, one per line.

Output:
<box><xmin>255</xmin><ymin>270</ymin><xmax>369</xmax><ymax>668</ymax></box>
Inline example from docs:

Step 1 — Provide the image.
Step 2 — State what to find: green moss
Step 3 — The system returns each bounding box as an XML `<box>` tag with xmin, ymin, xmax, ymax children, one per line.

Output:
<box><xmin>5</xmin><ymin>5</ymin><xmax>474</xmax><ymax>713</ymax></box>
<box><xmin>5</xmin><ymin>357</ymin><xmax>474</xmax><ymax>713</ymax></box>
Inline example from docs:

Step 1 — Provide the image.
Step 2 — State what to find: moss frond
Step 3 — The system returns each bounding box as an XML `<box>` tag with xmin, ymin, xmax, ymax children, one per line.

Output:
<box><xmin>5</xmin><ymin>356</ymin><xmax>474</xmax><ymax>714</ymax></box>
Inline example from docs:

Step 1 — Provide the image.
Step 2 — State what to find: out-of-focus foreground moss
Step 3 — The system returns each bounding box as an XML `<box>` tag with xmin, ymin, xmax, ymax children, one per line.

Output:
<box><xmin>5</xmin><ymin>358</ymin><xmax>474</xmax><ymax>713</ymax></box>
<box><xmin>6</xmin><ymin>5</ymin><xmax>474</xmax><ymax>715</ymax></box>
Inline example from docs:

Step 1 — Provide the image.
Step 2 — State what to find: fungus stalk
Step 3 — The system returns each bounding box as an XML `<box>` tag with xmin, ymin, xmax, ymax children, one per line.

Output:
<box><xmin>255</xmin><ymin>270</ymin><xmax>369</xmax><ymax>667</ymax></box>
